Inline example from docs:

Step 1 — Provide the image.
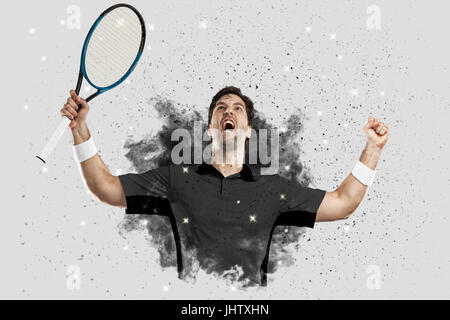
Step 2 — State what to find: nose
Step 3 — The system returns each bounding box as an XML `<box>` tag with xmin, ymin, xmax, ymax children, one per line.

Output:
<box><xmin>225</xmin><ymin>107</ymin><xmax>233</xmax><ymax>116</ymax></box>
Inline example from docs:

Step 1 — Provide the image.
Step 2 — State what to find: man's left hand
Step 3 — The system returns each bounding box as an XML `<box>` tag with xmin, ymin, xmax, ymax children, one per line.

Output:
<box><xmin>363</xmin><ymin>116</ymin><xmax>389</xmax><ymax>150</ymax></box>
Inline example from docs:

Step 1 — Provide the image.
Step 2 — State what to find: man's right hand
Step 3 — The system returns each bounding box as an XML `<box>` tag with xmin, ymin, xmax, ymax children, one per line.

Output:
<box><xmin>60</xmin><ymin>90</ymin><xmax>90</xmax><ymax>130</ymax></box>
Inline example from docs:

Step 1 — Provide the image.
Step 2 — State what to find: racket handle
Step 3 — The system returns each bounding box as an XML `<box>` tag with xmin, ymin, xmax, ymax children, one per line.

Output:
<box><xmin>36</xmin><ymin>116</ymin><xmax>72</xmax><ymax>163</ymax></box>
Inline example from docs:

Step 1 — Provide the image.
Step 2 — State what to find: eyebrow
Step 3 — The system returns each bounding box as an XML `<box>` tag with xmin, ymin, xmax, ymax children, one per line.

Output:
<box><xmin>215</xmin><ymin>101</ymin><xmax>245</xmax><ymax>108</ymax></box>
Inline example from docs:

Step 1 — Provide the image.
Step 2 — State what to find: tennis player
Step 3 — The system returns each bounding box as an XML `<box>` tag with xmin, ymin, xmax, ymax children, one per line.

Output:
<box><xmin>61</xmin><ymin>86</ymin><xmax>389</xmax><ymax>286</ymax></box>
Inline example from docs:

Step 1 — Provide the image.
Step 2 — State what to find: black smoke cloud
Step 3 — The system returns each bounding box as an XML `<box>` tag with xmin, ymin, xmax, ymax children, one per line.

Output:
<box><xmin>119</xmin><ymin>95</ymin><xmax>319</xmax><ymax>286</ymax></box>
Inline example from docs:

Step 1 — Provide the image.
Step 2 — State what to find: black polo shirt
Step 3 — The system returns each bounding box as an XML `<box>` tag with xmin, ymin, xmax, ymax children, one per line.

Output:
<box><xmin>118</xmin><ymin>162</ymin><xmax>326</xmax><ymax>286</ymax></box>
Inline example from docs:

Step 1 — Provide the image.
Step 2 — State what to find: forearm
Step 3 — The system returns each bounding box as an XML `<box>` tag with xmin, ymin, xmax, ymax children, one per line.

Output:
<box><xmin>358</xmin><ymin>143</ymin><xmax>382</xmax><ymax>170</ymax></box>
<box><xmin>72</xmin><ymin>123</ymin><xmax>114</xmax><ymax>200</ymax></box>
<box><xmin>316</xmin><ymin>116</ymin><xmax>388</xmax><ymax>222</ymax></box>
<box><xmin>336</xmin><ymin>144</ymin><xmax>382</xmax><ymax>213</ymax></box>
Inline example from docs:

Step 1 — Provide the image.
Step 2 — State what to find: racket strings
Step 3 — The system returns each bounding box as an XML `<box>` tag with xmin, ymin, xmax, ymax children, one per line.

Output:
<box><xmin>93</xmin><ymin>12</ymin><xmax>141</xmax><ymax>52</ymax></box>
<box><xmin>86</xmin><ymin>14</ymin><xmax>141</xmax><ymax>83</ymax></box>
<box><xmin>85</xmin><ymin>7</ymin><xmax>142</xmax><ymax>88</ymax></box>
<box><xmin>89</xmin><ymin>31</ymin><xmax>137</xmax><ymax>69</ymax></box>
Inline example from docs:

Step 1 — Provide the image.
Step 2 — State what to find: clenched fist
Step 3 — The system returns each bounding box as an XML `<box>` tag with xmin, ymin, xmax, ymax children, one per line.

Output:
<box><xmin>60</xmin><ymin>90</ymin><xmax>90</xmax><ymax>130</ymax></box>
<box><xmin>363</xmin><ymin>116</ymin><xmax>389</xmax><ymax>150</ymax></box>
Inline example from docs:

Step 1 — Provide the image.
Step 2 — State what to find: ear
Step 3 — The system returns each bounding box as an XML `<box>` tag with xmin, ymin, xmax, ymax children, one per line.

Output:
<box><xmin>207</xmin><ymin>124</ymin><xmax>211</xmax><ymax>137</ymax></box>
<box><xmin>246</xmin><ymin>126</ymin><xmax>252</xmax><ymax>139</ymax></box>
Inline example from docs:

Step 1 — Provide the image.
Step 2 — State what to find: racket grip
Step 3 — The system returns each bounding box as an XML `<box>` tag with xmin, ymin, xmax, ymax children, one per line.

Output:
<box><xmin>36</xmin><ymin>116</ymin><xmax>72</xmax><ymax>163</ymax></box>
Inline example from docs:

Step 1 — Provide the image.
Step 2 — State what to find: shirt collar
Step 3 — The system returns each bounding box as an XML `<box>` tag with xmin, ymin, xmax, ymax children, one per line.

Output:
<box><xmin>197</xmin><ymin>162</ymin><xmax>260</xmax><ymax>181</ymax></box>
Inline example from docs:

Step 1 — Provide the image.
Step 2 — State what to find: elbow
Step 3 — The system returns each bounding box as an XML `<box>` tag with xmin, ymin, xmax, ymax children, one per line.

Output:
<box><xmin>340</xmin><ymin>212</ymin><xmax>352</xmax><ymax>220</ymax></box>
<box><xmin>94</xmin><ymin>190</ymin><xmax>115</xmax><ymax>206</ymax></box>
<box><xmin>340</xmin><ymin>204</ymin><xmax>359</xmax><ymax>220</ymax></box>
<box><xmin>84</xmin><ymin>178</ymin><xmax>105</xmax><ymax>203</ymax></box>
<box><xmin>87</xmin><ymin>187</ymin><xmax>107</xmax><ymax>204</ymax></box>
<box><xmin>88</xmin><ymin>182</ymin><xmax>126</xmax><ymax>208</ymax></box>
<box><xmin>85</xmin><ymin>183</ymin><xmax>110</xmax><ymax>205</ymax></box>
<box><xmin>334</xmin><ymin>191</ymin><xmax>360</xmax><ymax>221</ymax></box>
<box><xmin>85</xmin><ymin>176</ymin><xmax>117</xmax><ymax>206</ymax></box>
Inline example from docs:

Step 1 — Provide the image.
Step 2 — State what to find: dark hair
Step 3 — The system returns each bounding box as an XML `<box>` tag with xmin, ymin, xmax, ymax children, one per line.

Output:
<box><xmin>208</xmin><ymin>86</ymin><xmax>254</xmax><ymax>127</ymax></box>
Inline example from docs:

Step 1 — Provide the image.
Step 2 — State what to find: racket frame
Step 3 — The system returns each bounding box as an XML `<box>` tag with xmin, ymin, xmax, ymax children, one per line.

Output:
<box><xmin>76</xmin><ymin>3</ymin><xmax>147</xmax><ymax>100</ymax></box>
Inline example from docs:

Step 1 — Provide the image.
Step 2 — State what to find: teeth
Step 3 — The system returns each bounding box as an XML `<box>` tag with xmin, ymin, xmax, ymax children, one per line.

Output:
<box><xmin>223</xmin><ymin>120</ymin><xmax>235</xmax><ymax>130</ymax></box>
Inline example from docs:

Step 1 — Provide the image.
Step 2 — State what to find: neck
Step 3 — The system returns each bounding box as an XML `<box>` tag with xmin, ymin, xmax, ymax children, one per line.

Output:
<box><xmin>210</xmin><ymin>140</ymin><xmax>246</xmax><ymax>178</ymax></box>
<box><xmin>211</xmin><ymin>162</ymin><xmax>243</xmax><ymax>178</ymax></box>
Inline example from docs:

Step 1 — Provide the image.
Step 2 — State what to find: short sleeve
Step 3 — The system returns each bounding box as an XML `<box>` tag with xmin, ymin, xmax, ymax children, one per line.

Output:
<box><xmin>277</xmin><ymin>177</ymin><xmax>326</xmax><ymax>228</ymax></box>
<box><xmin>118</xmin><ymin>166</ymin><xmax>171</xmax><ymax>215</ymax></box>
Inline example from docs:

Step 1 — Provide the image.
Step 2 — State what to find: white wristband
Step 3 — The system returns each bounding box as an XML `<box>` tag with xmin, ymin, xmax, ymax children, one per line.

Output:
<box><xmin>73</xmin><ymin>136</ymin><xmax>98</xmax><ymax>163</ymax></box>
<box><xmin>351</xmin><ymin>161</ymin><xmax>376</xmax><ymax>186</ymax></box>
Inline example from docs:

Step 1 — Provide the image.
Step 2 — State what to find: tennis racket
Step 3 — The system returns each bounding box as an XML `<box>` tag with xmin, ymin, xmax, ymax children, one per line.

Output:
<box><xmin>36</xmin><ymin>3</ymin><xmax>146</xmax><ymax>163</ymax></box>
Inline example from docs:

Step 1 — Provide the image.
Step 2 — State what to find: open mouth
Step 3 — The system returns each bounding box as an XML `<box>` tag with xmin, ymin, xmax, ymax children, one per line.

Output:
<box><xmin>222</xmin><ymin>119</ymin><xmax>236</xmax><ymax>131</ymax></box>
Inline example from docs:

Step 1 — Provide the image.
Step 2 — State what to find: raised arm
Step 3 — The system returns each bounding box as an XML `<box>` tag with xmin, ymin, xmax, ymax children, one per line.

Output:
<box><xmin>61</xmin><ymin>90</ymin><xmax>126</xmax><ymax>208</ymax></box>
<box><xmin>316</xmin><ymin>116</ymin><xmax>389</xmax><ymax>222</ymax></box>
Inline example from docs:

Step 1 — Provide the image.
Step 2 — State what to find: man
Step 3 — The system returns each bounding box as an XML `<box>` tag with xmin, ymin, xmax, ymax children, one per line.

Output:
<box><xmin>61</xmin><ymin>86</ymin><xmax>389</xmax><ymax>286</ymax></box>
